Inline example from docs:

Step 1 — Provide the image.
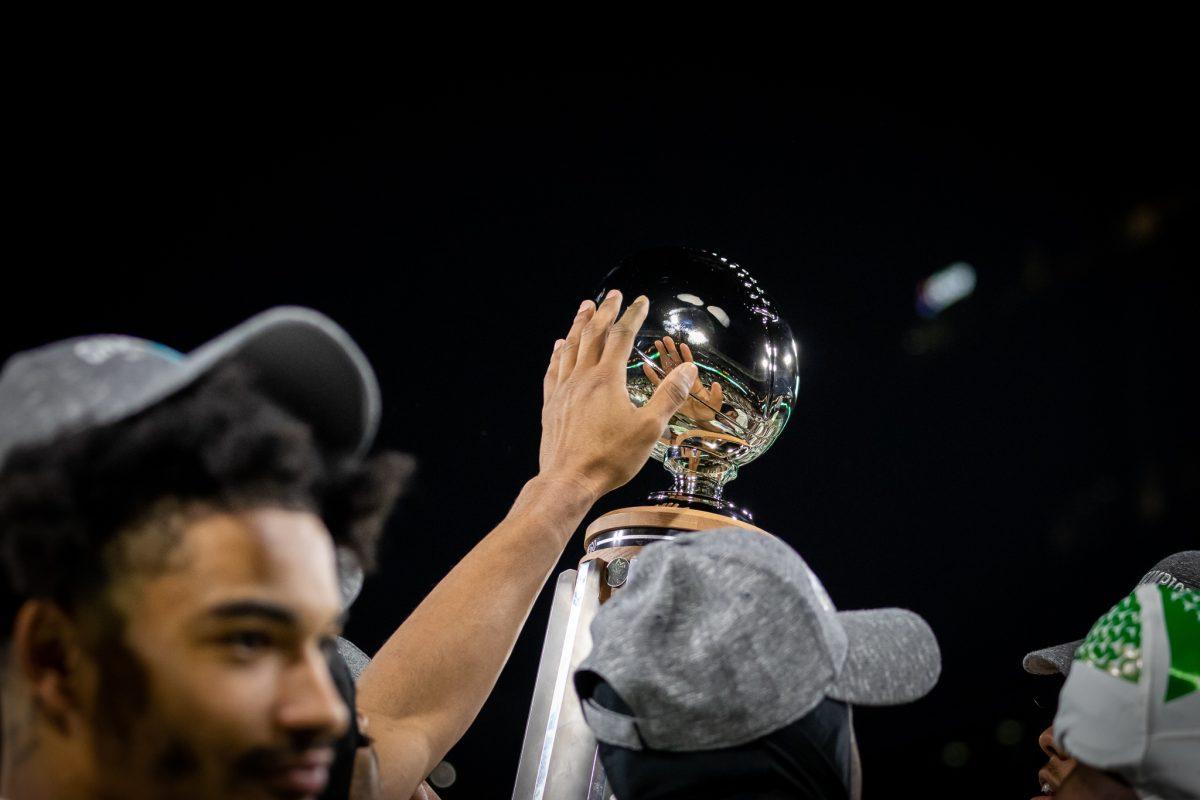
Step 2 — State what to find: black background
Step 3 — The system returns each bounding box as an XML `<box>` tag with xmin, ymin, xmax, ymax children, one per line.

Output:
<box><xmin>8</xmin><ymin>71</ymin><xmax>1197</xmax><ymax>797</ymax></box>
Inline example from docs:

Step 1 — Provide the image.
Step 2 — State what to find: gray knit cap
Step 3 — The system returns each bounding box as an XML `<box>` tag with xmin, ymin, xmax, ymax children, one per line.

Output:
<box><xmin>575</xmin><ymin>527</ymin><xmax>942</xmax><ymax>751</ymax></box>
<box><xmin>0</xmin><ymin>306</ymin><xmax>379</xmax><ymax>470</ymax></box>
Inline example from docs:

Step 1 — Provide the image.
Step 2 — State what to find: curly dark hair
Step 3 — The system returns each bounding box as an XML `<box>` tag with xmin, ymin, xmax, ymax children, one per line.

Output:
<box><xmin>0</xmin><ymin>363</ymin><xmax>412</xmax><ymax>643</ymax></box>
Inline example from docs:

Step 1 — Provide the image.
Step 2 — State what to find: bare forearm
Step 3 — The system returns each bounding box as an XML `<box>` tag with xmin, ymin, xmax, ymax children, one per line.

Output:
<box><xmin>354</xmin><ymin>291</ymin><xmax>693</xmax><ymax>798</ymax></box>
<box><xmin>356</xmin><ymin>474</ymin><xmax>592</xmax><ymax>767</ymax></box>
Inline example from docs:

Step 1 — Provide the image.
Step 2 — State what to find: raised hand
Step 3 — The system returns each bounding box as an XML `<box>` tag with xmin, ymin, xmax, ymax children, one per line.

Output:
<box><xmin>641</xmin><ymin>336</ymin><xmax>724</xmax><ymax>423</ymax></box>
<box><xmin>539</xmin><ymin>292</ymin><xmax>698</xmax><ymax>503</ymax></box>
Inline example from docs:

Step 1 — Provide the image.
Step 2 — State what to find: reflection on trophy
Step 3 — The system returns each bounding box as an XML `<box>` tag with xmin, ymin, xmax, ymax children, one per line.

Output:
<box><xmin>512</xmin><ymin>247</ymin><xmax>799</xmax><ymax>800</ymax></box>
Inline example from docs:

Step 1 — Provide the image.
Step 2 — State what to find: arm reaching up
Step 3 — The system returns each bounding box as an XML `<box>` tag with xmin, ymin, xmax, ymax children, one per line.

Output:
<box><xmin>355</xmin><ymin>290</ymin><xmax>696</xmax><ymax>798</ymax></box>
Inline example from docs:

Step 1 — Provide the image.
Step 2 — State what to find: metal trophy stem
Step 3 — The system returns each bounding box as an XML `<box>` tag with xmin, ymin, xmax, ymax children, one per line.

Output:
<box><xmin>648</xmin><ymin>427</ymin><xmax>757</xmax><ymax>522</ymax></box>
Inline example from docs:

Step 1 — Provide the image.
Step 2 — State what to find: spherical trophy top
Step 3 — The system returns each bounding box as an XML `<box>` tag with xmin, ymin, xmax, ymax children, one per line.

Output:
<box><xmin>596</xmin><ymin>247</ymin><xmax>798</xmax><ymax>519</ymax></box>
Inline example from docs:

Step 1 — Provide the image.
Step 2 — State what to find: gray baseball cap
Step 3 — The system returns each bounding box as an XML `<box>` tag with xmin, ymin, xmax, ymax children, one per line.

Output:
<box><xmin>574</xmin><ymin>527</ymin><xmax>942</xmax><ymax>752</ymax></box>
<box><xmin>0</xmin><ymin>306</ymin><xmax>380</xmax><ymax>470</ymax></box>
<box><xmin>1024</xmin><ymin>551</ymin><xmax>1200</xmax><ymax>676</ymax></box>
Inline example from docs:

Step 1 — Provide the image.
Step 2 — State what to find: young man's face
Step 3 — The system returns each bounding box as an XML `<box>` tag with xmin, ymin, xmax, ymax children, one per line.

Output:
<box><xmin>84</xmin><ymin>507</ymin><xmax>350</xmax><ymax>800</ymax></box>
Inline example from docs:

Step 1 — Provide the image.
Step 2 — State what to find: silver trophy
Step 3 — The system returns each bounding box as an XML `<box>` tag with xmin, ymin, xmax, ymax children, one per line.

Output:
<box><xmin>597</xmin><ymin>246</ymin><xmax>798</xmax><ymax>522</ymax></box>
<box><xmin>513</xmin><ymin>247</ymin><xmax>798</xmax><ymax>800</ymax></box>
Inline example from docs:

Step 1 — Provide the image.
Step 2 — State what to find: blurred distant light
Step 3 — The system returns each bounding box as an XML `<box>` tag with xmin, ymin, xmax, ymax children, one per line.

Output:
<box><xmin>429</xmin><ymin>760</ymin><xmax>457</xmax><ymax>788</ymax></box>
<box><xmin>917</xmin><ymin>262</ymin><xmax>976</xmax><ymax>319</ymax></box>
<box><xmin>941</xmin><ymin>741</ymin><xmax>970</xmax><ymax>768</ymax></box>
<box><xmin>995</xmin><ymin>719</ymin><xmax>1023</xmax><ymax>746</ymax></box>
<box><xmin>1125</xmin><ymin>204</ymin><xmax>1161</xmax><ymax>244</ymax></box>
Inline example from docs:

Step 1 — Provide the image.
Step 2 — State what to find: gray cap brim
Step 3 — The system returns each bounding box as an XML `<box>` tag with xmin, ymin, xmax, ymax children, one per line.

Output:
<box><xmin>336</xmin><ymin>637</ymin><xmax>372</xmax><ymax>680</ymax></box>
<box><xmin>1022</xmin><ymin>640</ymin><xmax>1082</xmax><ymax>676</ymax></box>
<box><xmin>828</xmin><ymin>608</ymin><xmax>942</xmax><ymax>706</ymax></box>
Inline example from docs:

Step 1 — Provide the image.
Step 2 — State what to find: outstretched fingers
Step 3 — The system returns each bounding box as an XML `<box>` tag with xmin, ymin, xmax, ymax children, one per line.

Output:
<box><xmin>653</xmin><ymin>339</ymin><xmax>669</xmax><ymax>369</ymax></box>
<box><xmin>663</xmin><ymin>336</ymin><xmax>682</xmax><ymax>368</ymax></box>
<box><xmin>557</xmin><ymin>301</ymin><xmax>596</xmax><ymax>385</ymax></box>
<box><xmin>603</xmin><ymin>295</ymin><xmax>649</xmax><ymax>372</ymax></box>
<box><xmin>577</xmin><ymin>289</ymin><xmax>623</xmax><ymax>368</ymax></box>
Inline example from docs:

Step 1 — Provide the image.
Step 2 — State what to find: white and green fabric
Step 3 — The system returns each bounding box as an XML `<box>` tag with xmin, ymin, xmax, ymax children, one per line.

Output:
<box><xmin>1024</xmin><ymin>551</ymin><xmax>1200</xmax><ymax>677</ymax></box>
<box><xmin>1054</xmin><ymin>583</ymin><xmax>1200</xmax><ymax>799</ymax></box>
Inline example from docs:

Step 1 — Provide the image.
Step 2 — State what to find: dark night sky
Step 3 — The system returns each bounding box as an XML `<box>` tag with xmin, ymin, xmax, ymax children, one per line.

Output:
<box><xmin>7</xmin><ymin>72</ymin><xmax>1197</xmax><ymax>797</ymax></box>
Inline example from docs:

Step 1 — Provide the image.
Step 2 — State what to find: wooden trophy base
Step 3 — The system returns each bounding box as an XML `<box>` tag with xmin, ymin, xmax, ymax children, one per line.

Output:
<box><xmin>583</xmin><ymin>504</ymin><xmax>767</xmax><ymax>548</ymax></box>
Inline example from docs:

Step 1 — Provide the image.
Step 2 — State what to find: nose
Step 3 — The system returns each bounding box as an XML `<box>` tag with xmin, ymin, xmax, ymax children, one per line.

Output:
<box><xmin>277</xmin><ymin>647</ymin><xmax>351</xmax><ymax>739</ymax></box>
<box><xmin>1038</xmin><ymin>725</ymin><xmax>1068</xmax><ymax>761</ymax></box>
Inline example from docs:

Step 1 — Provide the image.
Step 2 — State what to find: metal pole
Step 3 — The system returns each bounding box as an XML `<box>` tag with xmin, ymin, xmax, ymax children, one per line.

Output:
<box><xmin>512</xmin><ymin>564</ymin><xmax>602</xmax><ymax>800</ymax></box>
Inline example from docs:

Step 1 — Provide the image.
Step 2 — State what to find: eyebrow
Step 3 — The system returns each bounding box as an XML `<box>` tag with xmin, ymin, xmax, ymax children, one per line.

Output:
<box><xmin>205</xmin><ymin>600</ymin><xmax>298</xmax><ymax>625</ymax></box>
<box><xmin>202</xmin><ymin>601</ymin><xmax>348</xmax><ymax>630</ymax></box>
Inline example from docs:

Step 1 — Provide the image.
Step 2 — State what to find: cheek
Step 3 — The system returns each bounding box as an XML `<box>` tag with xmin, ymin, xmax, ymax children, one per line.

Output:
<box><xmin>1057</xmin><ymin>766</ymin><xmax>1139</xmax><ymax>800</ymax></box>
<box><xmin>89</xmin><ymin>646</ymin><xmax>280</xmax><ymax>795</ymax></box>
<box><xmin>141</xmin><ymin>652</ymin><xmax>282</xmax><ymax>750</ymax></box>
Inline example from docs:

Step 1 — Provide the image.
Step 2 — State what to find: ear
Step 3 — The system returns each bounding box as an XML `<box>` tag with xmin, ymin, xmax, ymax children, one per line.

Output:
<box><xmin>9</xmin><ymin>600</ymin><xmax>90</xmax><ymax>733</ymax></box>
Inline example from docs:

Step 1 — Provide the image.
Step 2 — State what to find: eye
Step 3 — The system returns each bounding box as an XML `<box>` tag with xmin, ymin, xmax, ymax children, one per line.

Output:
<box><xmin>221</xmin><ymin>630</ymin><xmax>274</xmax><ymax>658</ymax></box>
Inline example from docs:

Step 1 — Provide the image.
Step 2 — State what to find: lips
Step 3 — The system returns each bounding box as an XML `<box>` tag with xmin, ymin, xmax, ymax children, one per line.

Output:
<box><xmin>264</xmin><ymin>749</ymin><xmax>334</xmax><ymax>798</ymax></box>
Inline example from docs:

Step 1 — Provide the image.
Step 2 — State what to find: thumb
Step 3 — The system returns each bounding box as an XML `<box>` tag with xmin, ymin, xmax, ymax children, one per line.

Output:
<box><xmin>645</xmin><ymin>362</ymin><xmax>697</xmax><ymax>426</ymax></box>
